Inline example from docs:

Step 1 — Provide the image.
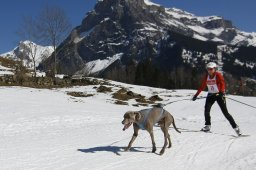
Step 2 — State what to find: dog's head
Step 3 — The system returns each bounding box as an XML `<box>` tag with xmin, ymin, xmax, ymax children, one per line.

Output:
<box><xmin>122</xmin><ymin>111</ymin><xmax>141</xmax><ymax>131</ymax></box>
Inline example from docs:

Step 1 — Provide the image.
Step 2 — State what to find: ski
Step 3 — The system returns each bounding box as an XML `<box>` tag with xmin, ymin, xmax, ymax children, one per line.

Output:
<box><xmin>234</xmin><ymin>134</ymin><xmax>250</xmax><ymax>138</ymax></box>
<box><xmin>200</xmin><ymin>129</ymin><xmax>212</xmax><ymax>133</ymax></box>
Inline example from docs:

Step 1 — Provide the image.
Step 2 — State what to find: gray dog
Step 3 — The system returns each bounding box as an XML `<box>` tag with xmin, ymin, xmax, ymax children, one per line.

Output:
<box><xmin>122</xmin><ymin>107</ymin><xmax>181</xmax><ymax>155</ymax></box>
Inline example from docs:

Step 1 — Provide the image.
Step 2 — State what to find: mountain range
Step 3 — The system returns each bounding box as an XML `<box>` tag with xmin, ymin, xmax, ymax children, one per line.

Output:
<box><xmin>38</xmin><ymin>0</ymin><xmax>255</xmax><ymax>80</ymax></box>
<box><xmin>1</xmin><ymin>0</ymin><xmax>255</xmax><ymax>93</ymax></box>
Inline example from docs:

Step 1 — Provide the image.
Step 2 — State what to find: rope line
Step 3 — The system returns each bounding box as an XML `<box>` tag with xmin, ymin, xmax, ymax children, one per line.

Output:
<box><xmin>225</xmin><ymin>96</ymin><xmax>256</xmax><ymax>109</ymax></box>
<box><xmin>155</xmin><ymin>95</ymin><xmax>255</xmax><ymax>109</ymax></box>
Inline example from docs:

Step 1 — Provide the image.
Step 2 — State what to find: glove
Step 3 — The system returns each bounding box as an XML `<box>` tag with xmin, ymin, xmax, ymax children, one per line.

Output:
<box><xmin>218</xmin><ymin>92</ymin><xmax>225</xmax><ymax>97</ymax></box>
<box><xmin>192</xmin><ymin>95</ymin><xmax>197</xmax><ymax>101</ymax></box>
<box><xmin>217</xmin><ymin>92</ymin><xmax>226</xmax><ymax>102</ymax></box>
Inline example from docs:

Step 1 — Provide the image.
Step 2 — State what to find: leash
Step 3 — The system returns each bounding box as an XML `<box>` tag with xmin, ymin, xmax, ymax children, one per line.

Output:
<box><xmin>153</xmin><ymin>93</ymin><xmax>255</xmax><ymax>109</ymax></box>
<box><xmin>225</xmin><ymin>96</ymin><xmax>256</xmax><ymax>109</ymax></box>
<box><xmin>154</xmin><ymin>96</ymin><xmax>207</xmax><ymax>107</ymax></box>
<box><xmin>163</xmin><ymin>98</ymin><xmax>192</xmax><ymax>106</ymax></box>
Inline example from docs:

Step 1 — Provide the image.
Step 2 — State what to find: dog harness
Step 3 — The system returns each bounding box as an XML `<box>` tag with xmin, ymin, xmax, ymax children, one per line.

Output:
<box><xmin>136</xmin><ymin>108</ymin><xmax>165</xmax><ymax>130</ymax></box>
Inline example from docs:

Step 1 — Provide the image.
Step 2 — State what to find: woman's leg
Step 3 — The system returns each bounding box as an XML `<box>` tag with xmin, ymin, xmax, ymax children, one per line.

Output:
<box><xmin>216</xmin><ymin>95</ymin><xmax>237</xmax><ymax>128</ymax></box>
<box><xmin>204</xmin><ymin>96</ymin><xmax>215</xmax><ymax>125</ymax></box>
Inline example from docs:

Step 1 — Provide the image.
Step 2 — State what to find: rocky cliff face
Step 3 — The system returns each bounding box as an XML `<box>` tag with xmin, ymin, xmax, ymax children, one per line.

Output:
<box><xmin>39</xmin><ymin>0</ymin><xmax>256</xmax><ymax>84</ymax></box>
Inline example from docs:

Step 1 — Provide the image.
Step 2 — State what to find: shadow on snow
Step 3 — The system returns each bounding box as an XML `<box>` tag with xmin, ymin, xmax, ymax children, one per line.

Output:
<box><xmin>78</xmin><ymin>145</ymin><xmax>153</xmax><ymax>156</ymax></box>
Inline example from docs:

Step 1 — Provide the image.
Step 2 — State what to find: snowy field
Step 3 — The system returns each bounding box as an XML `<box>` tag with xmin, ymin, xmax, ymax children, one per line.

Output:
<box><xmin>0</xmin><ymin>80</ymin><xmax>256</xmax><ymax>170</ymax></box>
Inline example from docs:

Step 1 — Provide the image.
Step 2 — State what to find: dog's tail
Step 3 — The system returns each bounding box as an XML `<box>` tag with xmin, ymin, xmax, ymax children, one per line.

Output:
<box><xmin>172</xmin><ymin>117</ymin><xmax>181</xmax><ymax>133</ymax></box>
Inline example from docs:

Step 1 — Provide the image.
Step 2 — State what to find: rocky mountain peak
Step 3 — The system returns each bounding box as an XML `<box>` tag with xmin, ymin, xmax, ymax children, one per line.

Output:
<box><xmin>203</xmin><ymin>17</ymin><xmax>233</xmax><ymax>29</ymax></box>
<box><xmin>39</xmin><ymin>0</ymin><xmax>256</xmax><ymax>84</ymax></box>
<box><xmin>1</xmin><ymin>41</ymin><xmax>53</xmax><ymax>68</ymax></box>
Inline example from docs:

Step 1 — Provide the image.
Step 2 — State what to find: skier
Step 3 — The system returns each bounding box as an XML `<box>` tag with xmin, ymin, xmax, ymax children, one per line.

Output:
<box><xmin>192</xmin><ymin>62</ymin><xmax>241</xmax><ymax>136</ymax></box>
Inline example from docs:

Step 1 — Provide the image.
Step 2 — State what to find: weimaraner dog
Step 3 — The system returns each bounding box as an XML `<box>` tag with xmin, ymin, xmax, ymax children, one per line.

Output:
<box><xmin>122</xmin><ymin>107</ymin><xmax>181</xmax><ymax>155</ymax></box>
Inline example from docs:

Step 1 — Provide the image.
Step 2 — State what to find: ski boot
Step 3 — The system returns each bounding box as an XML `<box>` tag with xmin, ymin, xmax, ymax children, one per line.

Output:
<box><xmin>201</xmin><ymin>125</ymin><xmax>211</xmax><ymax>132</ymax></box>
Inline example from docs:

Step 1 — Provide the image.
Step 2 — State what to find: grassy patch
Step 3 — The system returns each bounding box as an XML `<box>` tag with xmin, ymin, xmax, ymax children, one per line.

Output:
<box><xmin>112</xmin><ymin>88</ymin><xmax>145</xmax><ymax>101</ymax></box>
<box><xmin>67</xmin><ymin>92</ymin><xmax>94</xmax><ymax>97</ymax></box>
<box><xmin>115</xmin><ymin>100</ymin><xmax>128</xmax><ymax>105</ymax></box>
<box><xmin>148</xmin><ymin>95</ymin><xmax>163</xmax><ymax>102</ymax></box>
<box><xmin>97</xmin><ymin>85</ymin><xmax>112</xmax><ymax>93</ymax></box>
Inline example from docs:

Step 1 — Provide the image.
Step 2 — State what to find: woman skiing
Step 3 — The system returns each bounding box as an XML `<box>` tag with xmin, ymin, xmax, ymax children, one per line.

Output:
<box><xmin>192</xmin><ymin>62</ymin><xmax>241</xmax><ymax>136</ymax></box>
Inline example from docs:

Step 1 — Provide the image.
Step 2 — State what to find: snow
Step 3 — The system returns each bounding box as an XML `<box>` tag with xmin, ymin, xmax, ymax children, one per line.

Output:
<box><xmin>79</xmin><ymin>53</ymin><xmax>123</xmax><ymax>75</ymax></box>
<box><xmin>164</xmin><ymin>7</ymin><xmax>256</xmax><ymax>46</ymax></box>
<box><xmin>0</xmin><ymin>65</ymin><xmax>15</xmax><ymax>76</ymax></box>
<box><xmin>100</xmin><ymin>17</ymin><xmax>110</xmax><ymax>23</ymax></box>
<box><xmin>161</xmin><ymin>18</ymin><xmax>185</xmax><ymax>29</ymax></box>
<box><xmin>55</xmin><ymin>74</ymin><xmax>67</xmax><ymax>79</ymax></box>
<box><xmin>165</xmin><ymin>8</ymin><xmax>194</xmax><ymax>19</ymax></box>
<box><xmin>230</xmin><ymin>31</ymin><xmax>256</xmax><ymax>46</ymax></box>
<box><xmin>0</xmin><ymin>70</ymin><xmax>14</xmax><ymax>76</ymax></box>
<box><xmin>0</xmin><ymin>41</ymin><xmax>54</xmax><ymax>68</ymax></box>
<box><xmin>234</xmin><ymin>59</ymin><xmax>255</xmax><ymax>69</ymax></box>
<box><xmin>165</xmin><ymin>8</ymin><xmax>222</xmax><ymax>25</ymax></box>
<box><xmin>193</xmin><ymin>34</ymin><xmax>208</xmax><ymax>41</ymax></box>
<box><xmin>74</xmin><ymin>27</ymin><xmax>95</xmax><ymax>43</ymax></box>
<box><xmin>144</xmin><ymin>0</ymin><xmax>161</xmax><ymax>7</ymax></box>
<box><xmin>197</xmin><ymin>16</ymin><xmax>223</xmax><ymax>23</ymax></box>
<box><xmin>141</xmin><ymin>22</ymin><xmax>158</xmax><ymax>32</ymax></box>
<box><xmin>0</xmin><ymin>65</ymin><xmax>14</xmax><ymax>71</ymax></box>
<box><xmin>211</xmin><ymin>37</ymin><xmax>224</xmax><ymax>42</ymax></box>
<box><xmin>35</xmin><ymin>71</ymin><xmax>46</xmax><ymax>77</ymax></box>
<box><xmin>0</xmin><ymin>79</ymin><xmax>256</xmax><ymax>170</ymax></box>
<box><xmin>188</xmin><ymin>25</ymin><xmax>224</xmax><ymax>36</ymax></box>
<box><xmin>107</xmin><ymin>42</ymin><xmax>122</xmax><ymax>46</ymax></box>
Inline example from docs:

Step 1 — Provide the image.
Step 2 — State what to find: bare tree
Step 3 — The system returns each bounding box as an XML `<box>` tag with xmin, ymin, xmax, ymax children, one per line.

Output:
<box><xmin>17</xmin><ymin>16</ymin><xmax>39</xmax><ymax>79</ymax></box>
<box><xmin>37</xmin><ymin>5</ymin><xmax>71</xmax><ymax>79</ymax></box>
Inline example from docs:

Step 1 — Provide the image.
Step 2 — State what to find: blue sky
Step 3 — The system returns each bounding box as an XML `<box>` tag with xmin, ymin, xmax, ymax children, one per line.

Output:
<box><xmin>0</xmin><ymin>0</ymin><xmax>256</xmax><ymax>54</ymax></box>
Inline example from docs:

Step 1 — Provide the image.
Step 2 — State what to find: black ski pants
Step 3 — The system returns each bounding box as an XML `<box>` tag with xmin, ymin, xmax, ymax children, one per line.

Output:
<box><xmin>204</xmin><ymin>93</ymin><xmax>237</xmax><ymax>128</ymax></box>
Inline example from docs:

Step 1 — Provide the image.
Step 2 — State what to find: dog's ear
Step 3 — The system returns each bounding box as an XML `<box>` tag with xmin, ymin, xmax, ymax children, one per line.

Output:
<box><xmin>134</xmin><ymin>112</ymin><xmax>141</xmax><ymax>121</ymax></box>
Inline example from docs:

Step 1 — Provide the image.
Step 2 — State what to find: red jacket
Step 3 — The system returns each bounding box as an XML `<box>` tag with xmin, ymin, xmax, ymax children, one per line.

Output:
<box><xmin>195</xmin><ymin>72</ymin><xmax>225</xmax><ymax>97</ymax></box>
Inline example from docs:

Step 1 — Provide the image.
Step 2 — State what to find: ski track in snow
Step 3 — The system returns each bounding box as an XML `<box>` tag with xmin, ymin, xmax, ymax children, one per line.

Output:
<box><xmin>0</xmin><ymin>84</ymin><xmax>256</xmax><ymax>170</ymax></box>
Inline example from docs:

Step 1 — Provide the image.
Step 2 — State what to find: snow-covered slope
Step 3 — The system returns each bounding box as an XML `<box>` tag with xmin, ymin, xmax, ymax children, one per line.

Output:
<box><xmin>0</xmin><ymin>40</ymin><xmax>54</xmax><ymax>68</ymax></box>
<box><xmin>162</xmin><ymin>5</ymin><xmax>256</xmax><ymax>46</ymax></box>
<box><xmin>149</xmin><ymin>0</ymin><xmax>256</xmax><ymax>46</ymax></box>
<box><xmin>75</xmin><ymin>53</ymin><xmax>123</xmax><ymax>75</ymax></box>
<box><xmin>0</xmin><ymin>65</ymin><xmax>15</xmax><ymax>76</ymax></box>
<box><xmin>0</xmin><ymin>79</ymin><xmax>255</xmax><ymax>169</ymax></box>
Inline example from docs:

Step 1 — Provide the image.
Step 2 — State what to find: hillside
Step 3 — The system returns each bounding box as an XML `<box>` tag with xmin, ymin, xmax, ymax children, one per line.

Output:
<box><xmin>39</xmin><ymin>0</ymin><xmax>255</xmax><ymax>77</ymax></box>
<box><xmin>37</xmin><ymin>0</ymin><xmax>255</xmax><ymax>95</ymax></box>
<box><xmin>0</xmin><ymin>79</ymin><xmax>255</xmax><ymax>169</ymax></box>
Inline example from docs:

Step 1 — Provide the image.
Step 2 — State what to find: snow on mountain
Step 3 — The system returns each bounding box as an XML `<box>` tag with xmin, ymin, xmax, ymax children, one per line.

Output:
<box><xmin>40</xmin><ymin>0</ymin><xmax>256</xmax><ymax>79</ymax></box>
<box><xmin>231</xmin><ymin>31</ymin><xmax>256</xmax><ymax>46</ymax></box>
<box><xmin>165</xmin><ymin>7</ymin><xmax>222</xmax><ymax>23</ymax></box>
<box><xmin>0</xmin><ymin>79</ymin><xmax>255</xmax><ymax>169</ymax></box>
<box><xmin>144</xmin><ymin>0</ymin><xmax>161</xmax><ymax>7</ymax></box>
<box><xmin>0</xmin><ymin>40</ymin><xmax>54</xmax><ymax>68</ymax></box>
<box><xmin>75</xmin><ymin>53</ymin><xmax>123</xmax><ymax>75</ymax></box>
<box><xmin>163</xmin><ymin>6</ymin><xmax>256</xmax><ymax>46</ymax></box>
